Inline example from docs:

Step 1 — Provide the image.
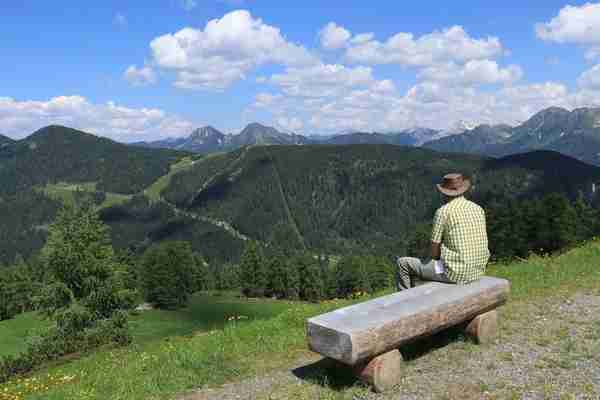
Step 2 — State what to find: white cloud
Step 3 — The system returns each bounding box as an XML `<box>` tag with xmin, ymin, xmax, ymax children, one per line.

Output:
<box><xmin>0</xmin><ymin>96</ymin><xmax>194</xmax><ymax>142</ymax></box>
<box><xmin>536</xmin><ymin>3</ymin><xmax>600</xmax><ymax>45</ymax></box>
<box><xmin>120</xmin><ymin>9</ymin><xmax>600</xmax><ymax>134</ymax></box>
<box><xmin>578</xmin><ymin>64</ymin><xmax>600</xmax><ymax>90</ymax></box>
<box><xmin>253</xmin><ymin>92</ymin><xmax>282</xmax><ymax>107</ymax></box>
<box><xmin>319</xmin><ymin>22</ymin><xmax>351</xmax><ymax>50</ymax></box>
<box><xmin>256</xmin><ymin>70</ymin><xmax>600</xmax><ymax>135</ymax></box>
<box><xmin>124</xmin><ymin>65</ymin><xmax>157</xmax><ymax>86</ymax></box>
<box><xmin>350</xmin><ymin>33</ymin><xmax>374</xmax><ymax>45</ymax></box>
<box><xmin>180</xmin><ymin>0</ymin><xmax>197</xmax><ymax>11</ymax></box>
<box><xmin>113</xmin><ymin>13</ymin><xmax>127</xmax><ymax>27</ymax></box>
<box><xmin>148</xmin><ymin>10</ymin><xmax>317</xmax><ymax>90</ymax></box>
<box><xmin>418</xmin><ymin>60</ymin><xmax>523</xmax><ymax>86</ymax></box>
<box><xmin>276</xmin><ymin>116</ymin><xmax>304</xmax><ymax>132</ymax></box>
<box><xmin>382</xmin><ymin>81</ymin><xmax>575</xmax><ymax>131</ymax></box>
<box><xmin>345</xmin><ymin>25</ymin><xmax>504</xmax><ymax>66</ymax></box>
<box><xmin>269</xmin><ymin>64</ymin><xmax>379</xmax><ymax>98</ymax></box>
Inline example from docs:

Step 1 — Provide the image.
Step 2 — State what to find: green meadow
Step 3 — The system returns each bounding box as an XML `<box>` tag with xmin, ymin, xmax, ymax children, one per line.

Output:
<box><xmin>1</xmin><ymin>240</ymin><xmax>600</xmax><ymax>399</ymax></box>
<box><xmin>0</xmin><ymin>292</ymin><xmax>291</xmax><ymax>358</ymax></box>
<box><xmin>39</xmin><ymin>182</ymin><xmax>132</xmax><ymax>209</ymax></box>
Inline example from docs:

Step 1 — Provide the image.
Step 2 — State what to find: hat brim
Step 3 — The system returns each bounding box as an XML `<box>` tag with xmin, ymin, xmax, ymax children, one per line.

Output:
<box><xmin>436</xmin><ymin>179</ymin><xmax>471</xmax><ymax>196</ymax></box>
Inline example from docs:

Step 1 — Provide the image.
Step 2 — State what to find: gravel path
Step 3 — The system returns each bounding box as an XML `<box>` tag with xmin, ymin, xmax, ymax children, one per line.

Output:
<box><xmin>177</xmin><ymin>292</ymin><xmax>600</xmax><ymax>400</ymax></box>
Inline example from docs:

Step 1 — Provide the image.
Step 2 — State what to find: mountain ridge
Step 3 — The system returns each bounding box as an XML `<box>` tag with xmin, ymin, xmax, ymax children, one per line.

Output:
<box><xmin>424</xmin><ymin>107</ymin><xmax>600</xmax><ymax>166</ymax></box>
<box><xmin>1</xmin><ymin>125</ymin><xmax>187</xmax><ymax>195</ymax></box>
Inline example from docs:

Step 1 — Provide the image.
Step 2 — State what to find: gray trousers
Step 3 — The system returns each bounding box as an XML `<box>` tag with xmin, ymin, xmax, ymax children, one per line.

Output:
<box><xmin>395</xmin><ymin>257</ymin><xmax>455</xmax><ymax>291</ymax></box>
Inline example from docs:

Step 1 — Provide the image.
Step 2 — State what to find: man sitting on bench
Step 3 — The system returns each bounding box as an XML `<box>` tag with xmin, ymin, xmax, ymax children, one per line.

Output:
<box><xmin>396</xmin><ymin>173</ymin><xmax>490</xmax><ymax>290</ymax></box>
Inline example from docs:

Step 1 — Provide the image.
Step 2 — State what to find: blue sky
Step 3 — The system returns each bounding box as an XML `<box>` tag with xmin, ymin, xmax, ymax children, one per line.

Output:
<box><xmin>2</xmin><ymin>1</ymin><xmax>600</xmax><ymax>141</ymax></box>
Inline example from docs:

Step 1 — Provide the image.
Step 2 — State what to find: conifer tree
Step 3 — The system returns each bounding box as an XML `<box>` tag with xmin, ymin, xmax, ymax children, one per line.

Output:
<box><xmin>284</xmin><ymin>257</ymin><xmax>301</xmax><ymax>300</ymax></box>
<box><xmin>194</xmin><ymin>255</ymin><xmax>214</xmax><ymax>291</ymax></box>
<box><xmin>294</xmin><ymin>252</ymin><xmax>324</xmax><ymax>301</ymax></box>
<box><xmin>240</xmin><ymin>241</ymin><xmax>267</xmax><ymax>297</ymax></box>
<box><xmin>266</xmin><ymin>248</ymin><xmax>286</xmax><ymax>298</ymax></box>
<box><xmin>42</xmin><ymin>202</ymin><xmax>116</xmax><ymax>301</ymax></box>
<box><xmin>536</xmin><ymin>193</ymin><xmax>577</xmax><ymax>253</ymax></box>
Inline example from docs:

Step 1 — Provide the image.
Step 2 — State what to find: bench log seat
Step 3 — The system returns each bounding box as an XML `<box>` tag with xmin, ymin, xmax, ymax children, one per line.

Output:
<box><xmin>306</xmin><ymin>276</ymin><xmax>510</xmax><ymax>392</ymax></box>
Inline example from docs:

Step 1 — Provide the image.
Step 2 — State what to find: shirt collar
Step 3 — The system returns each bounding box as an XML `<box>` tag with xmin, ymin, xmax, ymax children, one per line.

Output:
<box><xmin>447</xmin><ymin>195</ymin><xmax>465</xmax><ymax>203</ymax></box>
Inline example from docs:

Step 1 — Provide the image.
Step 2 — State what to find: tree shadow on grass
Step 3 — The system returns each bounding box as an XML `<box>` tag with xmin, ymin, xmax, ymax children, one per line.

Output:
<box><xmin>292</xmin><ymin>324</ymin><xmax>470</xmax><ymax>391</ymax></box>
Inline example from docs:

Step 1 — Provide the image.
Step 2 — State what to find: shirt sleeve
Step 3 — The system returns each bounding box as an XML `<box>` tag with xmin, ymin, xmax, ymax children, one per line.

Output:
<box><xmin>431</xmin><ymin>208</ymin><xmax>445</xmax><ymax>244</ymax></box>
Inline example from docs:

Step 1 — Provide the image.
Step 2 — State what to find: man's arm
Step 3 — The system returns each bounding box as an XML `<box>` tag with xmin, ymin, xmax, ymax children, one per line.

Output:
<box><xmin>431</xmin><ymin>242</ymin><xmax>441</xmax><ymax>260</ymax></box>
<box><xmin>430</xmin><ymin>207</ymin><xmax>444</xmax><ymax>260</ymax></box>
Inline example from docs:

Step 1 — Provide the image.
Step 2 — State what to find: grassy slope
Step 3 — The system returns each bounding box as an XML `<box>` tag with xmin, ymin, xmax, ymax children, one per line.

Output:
<box><xmin>143</xmin><ymin>156</ymin><xmax>196</xmax><ymax>202</ymax></box>
<box><xmin>38</xmin><ymin>154</ymin><xmax>199</xmax><ymax>208</ymax></box>
<box><xmin>40</xmin><ymin>182</ymin><xmax>132</xmax><ymax>209</ymax></box>
<box><xmin>0</xmin><ymin>313</ymin><xmax>50</xmax><ymax>358</ymax></box>
<box><xmin>2</xmin><ymin>240</ymin><xmax>600</xmax><ymax>399</ymax></box>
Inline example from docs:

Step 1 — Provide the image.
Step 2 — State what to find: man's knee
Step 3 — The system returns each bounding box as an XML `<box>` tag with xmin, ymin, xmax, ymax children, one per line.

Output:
<box><xmin>396</xmin><ymin>257</ymin><xmax>420</xmax><ymax>269</ymax></box>
<box><xmin>395</xmin><ymin>257</ymin><xmax>420</xmax><ymax>291</ymax></box>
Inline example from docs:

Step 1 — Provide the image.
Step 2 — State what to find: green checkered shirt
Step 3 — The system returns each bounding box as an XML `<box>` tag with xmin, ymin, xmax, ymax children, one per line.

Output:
<box><xmin>431</xmin><ymin>196</ymin><xmax>490</xmax><ymax>283</ymax></box>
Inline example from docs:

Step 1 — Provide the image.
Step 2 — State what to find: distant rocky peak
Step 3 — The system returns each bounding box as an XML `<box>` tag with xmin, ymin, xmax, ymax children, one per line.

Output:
<box><xmin>524</xmin><ymin>107</ymin><xmax>570</xmax><ymax>127</ymax></box>
<box><xmin>245</xmin><ymin>122</ymin><xmax>268</xmax><ymax>130</ymax></box>
<box><xmin>444</xmin><ymin>120</ymin><xmax>478</xmax><ymax>135</ymax></box>
<box><xmin>239</xmin><ymin>122</ymin><xmax>284</xmax><ymax>137</ymax></box>
<box><xmin>190</xmin><ymin>126</ymin><xmax>223</xmax><ymax>139</ymax></box>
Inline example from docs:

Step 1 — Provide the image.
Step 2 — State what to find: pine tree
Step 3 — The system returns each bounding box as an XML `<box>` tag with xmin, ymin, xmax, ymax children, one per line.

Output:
<box><xmin>194</xmin><ymin>255</ymin><xmax>215</xmax><ymax>291</ymax></box>
<box><xmin>240</xmin><ymin>241</ymin><xmax>267</xmax><ymax>297</ymax></box>
<box><xmin>573</xmin><ymin>193</ymin><xmax>598</xmax><ymax>243</ymax></box>
<box><xmin>284</xmin><ymin>258</ymin><xmax>301</xmax><ymax>300</ymax></box>
<box><xmin>293</xmin><ymin>252</ymin><xmax>324</xmax><ymax>301</ymax></box>
<box><xmin>266</xmin><ymin>248</ymin><xmax>286</xmax><ymax>298</ymax></box>
<box><xmin>536</xmin><ymin>193</ymin><xmax>577</xmax><ymax>253</ymax></box>
<box><xmin>37</xmin><ymin>202</ymin><xmax>135</xmax><ymax>341</ymax></box>
<box><xmin>42</xmin><ymin>202</ymin><xmax>116</xmax><ymax>300</ymax></box>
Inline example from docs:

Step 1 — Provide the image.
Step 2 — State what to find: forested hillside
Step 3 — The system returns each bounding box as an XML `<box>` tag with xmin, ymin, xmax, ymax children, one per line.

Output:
<box><xmin>0</xmin><ymin>125</ymin><xmax>187</xmax><ymax>195</ymax></box>
<box><xmin>159</xmin><ymin>145</ymin><xmax>600</xmax><ymax>262</ymax></box>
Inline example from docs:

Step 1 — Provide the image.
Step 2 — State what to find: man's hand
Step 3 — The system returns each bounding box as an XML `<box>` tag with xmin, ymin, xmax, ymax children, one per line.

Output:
<box><xmin>431</xmin><ymin>242</ymin><xmax>441</xmax><ymax>260</ymax></box>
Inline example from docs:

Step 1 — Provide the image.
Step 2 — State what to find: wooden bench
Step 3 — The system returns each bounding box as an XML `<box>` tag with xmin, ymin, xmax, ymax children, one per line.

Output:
<box><xmin>306</xmin><ymin>276</ymin><xmax>510</xmax><ymax>392</ymax></box>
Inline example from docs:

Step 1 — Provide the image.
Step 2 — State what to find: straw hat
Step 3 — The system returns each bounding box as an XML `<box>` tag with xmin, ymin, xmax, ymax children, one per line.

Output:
<box><xmin>436</xmin><ymin>173</ymin><xmax>471</xmax><ymax>197</ymax></box>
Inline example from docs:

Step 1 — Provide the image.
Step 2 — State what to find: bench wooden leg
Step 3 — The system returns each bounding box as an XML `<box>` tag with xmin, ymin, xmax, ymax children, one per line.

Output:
<box><xmin>465</xmin><ymin>309</ymin><xmax>498</xmax><ymax>344</ymax></box>
<box><xmin>352</xmin><ymin>349</ymin><xmax>403</xmax><ymax>393</ymax></box>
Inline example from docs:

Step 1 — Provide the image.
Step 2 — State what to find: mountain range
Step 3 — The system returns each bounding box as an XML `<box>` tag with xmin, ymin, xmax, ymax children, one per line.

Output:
<box><xmin>423</xmin><ymin>107</ymin><xmax>600</xmax><ymax>166</ymax></box>
<box><xmin>131</xmin><ymin>107</ymin><xmax>600</xmax><ymax>167</ymax></box>
<box><xmin>132</xmin><ymin>123</ymin><xmax>445</xmax><ymax>153</ymax></box>
<box><xmin>133</xmin><ymin>122</ymin><xmax>310</xmax><ymax>154</ymax></box>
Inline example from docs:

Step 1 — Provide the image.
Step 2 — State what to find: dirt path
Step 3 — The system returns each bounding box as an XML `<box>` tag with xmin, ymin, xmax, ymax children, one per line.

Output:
<box><xmin>177</xmin><ymin>292</ymin><xmax>600</xmax><ymax>400</ymax></box>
